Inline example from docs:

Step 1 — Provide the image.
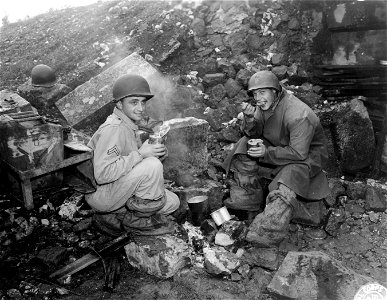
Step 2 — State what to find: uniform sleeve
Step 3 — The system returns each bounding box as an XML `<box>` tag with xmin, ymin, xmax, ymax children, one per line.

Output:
<box><xmin>92</xmin><ymin>125</ymin><xmax>143</xmax><ymax>185</ymax></box>
<box><xmin>239</xmin><ymin>109</ymin><xmax>264</xmax><ymax>138</ymax></box>
<box><xmin>261</xmin><ymin>117</ymin><xmax>316</xmax><ymax>166</ymax></box>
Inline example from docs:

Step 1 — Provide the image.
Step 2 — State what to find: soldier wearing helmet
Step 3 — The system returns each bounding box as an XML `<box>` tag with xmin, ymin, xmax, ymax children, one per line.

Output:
<box><xmin>85</xmin><ymin>74</ymin><xmax>180</xmax><ymax>237</ymax></box>
<box><xmin>17</xmin><ymin>64</ymin><xmax>71</xmax><ymax>126</ymax></box>
<box><xmin>222</xmin><ymin>71</ymin><xmax>329</xmax><ymax>247</ymax></box>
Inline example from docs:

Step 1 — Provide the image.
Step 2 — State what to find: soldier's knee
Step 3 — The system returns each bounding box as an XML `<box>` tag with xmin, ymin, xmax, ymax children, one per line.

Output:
<box><xmin>142</xmin><ymin>157</ymin><xmax>163</xmax><ymax>172</ymax></box>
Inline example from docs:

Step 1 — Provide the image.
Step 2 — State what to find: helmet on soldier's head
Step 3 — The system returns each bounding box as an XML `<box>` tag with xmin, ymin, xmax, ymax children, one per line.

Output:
<box><xmin>247</xmin><ymin>71</ymin><xmax>281</xmax><ymax>95</ymax></box>
<box><xmin>31</xmin><ymin>64</ymin><xmax>57</xmax><ymax>87</ymax></box>
<box><xmin>112</xmin><ymin>74</ymin><xmax>154</xmax><ymax>102</ymax></box>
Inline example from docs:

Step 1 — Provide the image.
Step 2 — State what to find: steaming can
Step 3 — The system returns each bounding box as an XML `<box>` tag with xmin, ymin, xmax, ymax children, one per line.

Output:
<box><xmin>148</xmin><ymin>134</ymin><xmax>165</xmax><ymax>144</ymax></box>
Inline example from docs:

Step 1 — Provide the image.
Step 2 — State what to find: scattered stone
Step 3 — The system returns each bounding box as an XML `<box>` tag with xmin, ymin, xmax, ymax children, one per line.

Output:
<box><xmin>224</xmin><ymin>78</ymin><xmax>242</xmax><ymax>98</ymax></box>
<box><xmin>7</xmin><ymin>288</ymin><xmax>22</xmax><ymax>299</ymax></box>
<box><xmin>202</xmin><ymin>73</ymin><xmax>226</xmax><ymax>87</ymax></box>
<box><xmin>36</xmin><ymin>246</ymin><xmax>68</xmax><ymax>266</ymax></box>
<box><xmin>346</xmin><ymin>181</ymin><xmax>367</xmax><ymax>200</ymax></box>
<box><xmin>345</xmin><ymin>203</ymin><xmax>365</xmax><ymax>215</ymax></box>
<box><xmin>267</xmin><ymin>251</ymin><xmax>375</xmax><ymax>300</ymax></box>
<box><xmin>237</xmin><ymin>263</ymin><xmax>250</xmax><ymax>278</ymax></box>
<box><xmin>271</xmin><ymin>65</ymin><xmax>288</xmax><ymax>80</ymax></box>
<box><xmin>203</xmin><ymin>246</ymin><xmax>240</xmax><ymax>275</ymax></box>
<box><xmin>242</xmin><ymin>247</ymin><xmax>280</xmax><ymax>271</ymax></box>
<box><xmin>230</xmin><ymin>272</ymin><xmax>242</xmax><ymax>281</ymax></box>
<box><xmin>271</xmin><ymin>53</ymin><xmax>285</xmax><ymax>65</ymax></box>
<box><xmin>124</xmin><ymin>234</ymin><xmax>190</xmax><ymax>278</ymax></box>
<box><xmin>365</xmin><ymin>187</ymin><xmax>386</xmax><ymax>212</ymax></box>
<box><xmin>191</xmin><ymin>18</ymin><xmax>207</xmax><ymax>37</ymax></box>
<box><xmin>235</xmin><ymin>69</ymin><xmax>253</xmax><ymax>88</ymax></box>
<box><xmin>210</xmin><ymin>84</ymin><xmax>227</xmax><ymax>102</ymax></box>
<box><xmin>324</xmin><ymin>208</ymin><xmax>346</xmax><ymax>236</ymax></box>
<box><xmin>245</xmin><ymin>267</ymin><xmax>273</xmax><ymax>299</ymax></box>
<box><xmin>325</xmin><ymin>178</ymin><xmax>346</xmax><ymax>207</ymax></box>
<box><xmin>368</xmin><ymin>211</ymin><xmax>379</xmax><ymax>223</ymax></box>
<box><xmin>288</xmin><ymin>18</ymin><xmax>300</xmax><ymax>30</ymax></box>
<box><xmin>72</xmin><ymin>218</ymin><xmax>93</xmax><ymax>232</ymax></box>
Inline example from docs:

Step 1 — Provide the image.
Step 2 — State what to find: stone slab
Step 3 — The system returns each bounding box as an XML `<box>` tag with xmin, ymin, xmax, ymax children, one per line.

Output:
<box><xmin>55</xmin><ymin>53</ymin><xmax>159</xmax><ymax>128</ymax></box>
<box><xmin>162</xmin><ymin>117</ymin><xmax>209</xmax><ymax>186</ymax></box>
<box><xmin>267</xmin><ymin>251</ymin><xmax>375</xmax><ymax>300</ymax></box>
<box><xmin>124</xmin><ymin>234</ymin><xmax>190</xmax><ymax>278</ymax></box>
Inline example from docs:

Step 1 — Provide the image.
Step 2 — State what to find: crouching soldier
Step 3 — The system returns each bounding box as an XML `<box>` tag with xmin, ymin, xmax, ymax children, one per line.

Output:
<box><xmin>222</xmin><ymin>71</ymin><xmax>330</xmax><ymax>247</ymax></box>
<box><xmin>86</xmin><ymin>74</ymin><xmax>180</xmax><ymax>237</ymax></box>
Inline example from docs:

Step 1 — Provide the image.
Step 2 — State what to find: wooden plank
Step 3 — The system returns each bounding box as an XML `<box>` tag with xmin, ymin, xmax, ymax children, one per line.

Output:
<box><xmin>20</xmin><ymin>179</ymin><xmax>34</xmax><ymax>210</ymax></box>
<box><xmin>50</xmin><ymin>233</ymin><xmax>132</xmax><ymax>281</ymax></box>
<box><xmin>18</xmin><ymin>151</ymin><xmax>93</xmax><ymax>180</ymax></box>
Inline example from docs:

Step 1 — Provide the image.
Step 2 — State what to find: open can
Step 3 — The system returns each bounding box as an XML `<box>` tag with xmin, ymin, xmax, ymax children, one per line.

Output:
<box><xmin>211</xmin><ymin>207</ymin><xmax>231</xmax><ymax>226</ymax></box>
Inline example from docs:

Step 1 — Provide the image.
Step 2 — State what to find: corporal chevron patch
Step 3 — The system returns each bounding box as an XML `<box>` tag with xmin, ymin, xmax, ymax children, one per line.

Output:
<box><xmin>107</xmin><ymin>145</ymin><xmax>120</xmax><ymax>156</ymax></box>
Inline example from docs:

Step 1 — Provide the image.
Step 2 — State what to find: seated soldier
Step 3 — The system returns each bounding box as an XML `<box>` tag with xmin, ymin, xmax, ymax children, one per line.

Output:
<box><xmin>86</xmin><ymin>74</ymin><xmax>180</xmax><ymax>236</ymax></box>
<box><xmin>222</xmin><ymin>71</ymin><xmax>330</xmax><ymax>247</ymax></box>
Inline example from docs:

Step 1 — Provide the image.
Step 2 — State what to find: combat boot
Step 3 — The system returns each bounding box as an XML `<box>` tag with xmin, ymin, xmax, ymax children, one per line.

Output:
<box><xmin>246</xmin><ymin>184</ymin><xmax>297</xmax><ymax>247</ymax></box>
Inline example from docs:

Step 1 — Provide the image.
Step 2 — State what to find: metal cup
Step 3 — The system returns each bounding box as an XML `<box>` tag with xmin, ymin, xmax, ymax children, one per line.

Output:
<box><xmin>247</xmin><ymin>138</ymin><xmax>263</xmax><ymax>150</ymax></box>
<box><xmin>148</xmin><ymin>134</ymin><xmax>165</xmax><ymax>144</ymax></box>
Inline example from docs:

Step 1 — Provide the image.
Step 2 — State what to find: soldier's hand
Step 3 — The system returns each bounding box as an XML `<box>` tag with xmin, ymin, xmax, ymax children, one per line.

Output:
<box><xmin>242</xmin><ymin>102</ymin><xmax>256</xmax><ymax>118</ymax></box>
<box><xmin>247</xmin><ymin>143</ymin><xmax>266</xmax><ymax>158</ymax></box>
<box><xmin>139</xmin><ymin>140</ymin><xmax>166</xmax><ymax>158</ymax></box>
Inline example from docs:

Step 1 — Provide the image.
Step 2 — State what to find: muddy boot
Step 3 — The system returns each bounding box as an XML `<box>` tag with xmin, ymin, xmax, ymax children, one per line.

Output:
<box><xmin>93</xmin><ymin>209</ymin><xmax>126</xmax><ymax>237</ymax></box>
<box><xmin>246</xmin><ymin>184</ymin><xmax>297</xmax><ymax>247</ymax></box>
<box><xmin>121</xmin><ymin>212</ymin><xmax>176</xmax><ymax>236</ymax></box>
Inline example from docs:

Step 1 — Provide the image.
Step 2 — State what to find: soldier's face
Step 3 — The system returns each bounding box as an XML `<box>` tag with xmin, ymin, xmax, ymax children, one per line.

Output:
<box><xmin>118</xmin><ymin>96</ymin><xmax>147</xmax><ymax>122</ymax></box>
<box><xmin>253</xmin><ymin>88</ymin><xmax>277</xmax><ymax>111</ymax></box>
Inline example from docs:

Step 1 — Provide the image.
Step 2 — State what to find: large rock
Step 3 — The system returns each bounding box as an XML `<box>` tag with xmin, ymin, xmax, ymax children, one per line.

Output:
<box><xmin>124</xmin><ymin>234</ymin><xmax>190</xmax><ymax>278</ymax></box>
<box><xmin>56</xmin><ymin>53</ymin><xmax>184</xmax><ymax>133</ymax></box>
<box><xmin>242</xmin><ymin>247</ymin><xmax>280</xmax><ymax>271</ymax></box>
<box><xmin>163</xmin><ymin>117</ymin><xmax>209</xmax><ymax>186</ymax></box>
<box><xmin>333</xmin><ymin>99</ymin><xmax>375</xmax><ymax>173</ymax></box>
<box><xmin>203</xmin><ymin>246</ymin><xmax>240</xmax><ymax>275</ymax></box>
<box><xmin>267</xmin><ymin>251</ymin><xmax>375</xmax><ymax>300</ymax></box>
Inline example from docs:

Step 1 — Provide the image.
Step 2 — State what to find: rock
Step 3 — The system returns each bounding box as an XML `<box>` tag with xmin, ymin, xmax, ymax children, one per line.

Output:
<box><xmin>271</xmin><ymin>53</ymin><xmax>285</xmax><ymax>65</ymax></box>
<box><xmin>291</xmin><ymin>200</ymin><xmax>328</xmax><ymax>227</ymax></box>
<box><xmin>7</xmin><ymin>289</ymin><xmax>22</xmax><ymax>299</ymax></box>
<box><xmin>324</xmin><ymin>208</ymin><xmax>346</xmax><ymax>236</ymax></box>
<box><xmin>325</xmin><ymin>178</ymin><xmax>346</xmax><ymax>207</ymax></box>
<box><xmin>202</xmin><ymin>73</ymin><xmax>226</xmax><ymax>87</ymax></box>
<box><xmin>191</xmin><ymin>18</ymin><xmax>207</xmax><ymax>37</ymax></box>
<box><xmin>246</xmin><ymin>34</ymin><xmax>263</xmax><ymax>50</ymax></box>
<box><xmin>203</xmin><ymin>246</ymin><xmax>240</xmax><ymax>275</ymax></box>
<box><xmin>163</xmin><ymin>117</ymin><xmax>209</xmax><ymax>186</ymax></box>
<box><xmin>288</xmin><ymin>18</ymin><xmax>300</xmax><ymax>30</ymax></box>
<box><xmin>245</xmin><ymin>267</ymin><xmax>273</xmax><ymax>299</ymax></box>
<box><xmin>208</xmin><ymin>34</ymin><xmax>224</xmax><ymax>47</ymax></box>
<box><xmin>217</xmin><ymin>59</ymin><xmax>236</xmax><ymax>79</ymax></box>
<box><xmin>271</xmin><ymin>65</ymin><xmax>288</xmax><ymax>80</ymax></box>
<box><xmin>124</xmin><ymin>234</ymin><xmax>190</xmax><ymax>278</ymax></box>
<box><xmin>217</xmin><ymin>126</ymin><xmax>242</xmax><ymax>143</ymax></box>
<box><xmin>225</xmin><ymin>30</ymin><xmax>248</xmax><ymax>55</ymax></box>
<box><xmin>224</xmin><ymin>78</ymin><xmax>242</xmax><ymax>98</ymax></box>
<box><xmin>204</xmin><ymin>106</ymin><xmax>237</xmax><ymax>132</ymax></box>
<box><xmin>345</xmin><ymin>203</ymin><xmax>365</xmax><ymax>215</ymax></box>
<box><xmin>242</xmin><ymin>247</ymin><xmax>280</xmax><ymax>271</ymax></box>
<box><xmin>267</xmin><ymin>251</ymin><xmax>375</xmax><ymax>300</ymax></box>
<box><xmin>365</xmin><ymin>187</ymin><xmax>386</xmax><ymax>212</ymax></box>
<box><xmin>214</xmin><ymin>220</ymin><xmax>247</xmax><ymax>247</ymax></box>
<box><xmin>210</xmin><ymin>84</ymin><xmax>227</xmax><ymax>102</ymax></box>
<box><xmin>36</xmin><ymin>246</ymin><xmax>68</xmax><ymax>266</ymax></box>
<box><xmin>72</xmin><ymin>218</ymin><xmax>92</xmax><ymax>232</ymax></box>
<box><xmin>333</xmin><ymin>99</ymin><xmax>375</xmax><ymax>173</ymax></box>
<box><xmin>346</xmin><ymin>181</ymin><xmax>367</xmax><ymax>200</ymax></box>
<box><xmin>235</xmin><ymin>69</ymin><xmax>254</xmax><ymax>88</ymax></box>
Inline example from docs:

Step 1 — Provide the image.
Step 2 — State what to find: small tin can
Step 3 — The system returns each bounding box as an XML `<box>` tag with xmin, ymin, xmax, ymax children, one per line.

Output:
<box><xmin>247</xmin><ymin>138</ymin><xmax>263</xmax><ymax>150</ymax></box>
<box><xmin>148</xmin><ymin>134</ymin><xmax>165</xmax><ymax>144</ymax></box>
<box><xmin>211</xmin><ymin>207</ymin><xmax>231</xmax><ymax>226</ymax></box>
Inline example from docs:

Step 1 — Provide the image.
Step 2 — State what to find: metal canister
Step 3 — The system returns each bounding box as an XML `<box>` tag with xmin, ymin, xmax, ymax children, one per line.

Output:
<box><xmin>247</xmin><ymin>138</ymin><xmax>263</xmax><ymax>150</ymax></box>
<box><xmin>148</xmin><ymin>134</ymin><xmax>165</xmax><ymax>144</ymax></box>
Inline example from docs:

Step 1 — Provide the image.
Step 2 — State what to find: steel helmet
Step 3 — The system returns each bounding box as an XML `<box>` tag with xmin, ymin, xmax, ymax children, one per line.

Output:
<box><xmin>31</xmin><ymin>64</ymin><xmax>57</xmax><ymax>87</ymax></box>
<box><xmin>112</xmin><ymin>74</ymin><xmax>154</xmax><ymax>102</ymax></box>
<box><xmin>247</xmin><ymin>71</ymin><xmax>281</xmax><ymax>95</ymax></box>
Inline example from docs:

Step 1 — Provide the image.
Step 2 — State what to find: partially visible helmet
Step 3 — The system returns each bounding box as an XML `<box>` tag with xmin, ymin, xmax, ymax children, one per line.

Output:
<box><xmin>247</xmin><ymin>71</ymin><xmax>281</xmax><ymax>94</ymax></box>
<box><xmin>31</xmin><ymin>64</ymin><xmax>57</xmax><ymax>87</ymax></box>
<box><xmin>112</xmin><ymin>74</ymin><xmax>154</xmax><ymax>102</ymax></box>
